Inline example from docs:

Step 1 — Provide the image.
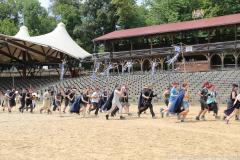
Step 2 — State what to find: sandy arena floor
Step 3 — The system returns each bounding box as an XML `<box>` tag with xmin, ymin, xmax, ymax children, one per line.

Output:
<box><xmin>0</xmin><ymin>104</ymin><xmax>240</xmax><ymax>160</ymax></box>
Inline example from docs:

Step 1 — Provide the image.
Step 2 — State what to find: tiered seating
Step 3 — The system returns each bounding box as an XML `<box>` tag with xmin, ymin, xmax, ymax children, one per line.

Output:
<box><xmin>1</xmin><ymin>70</ymin><xmax>239</xmax><ymax>104</ymax></box>
<box><xmin>0</xmin><ymin>76</ymin><xmax>60</xmax><ymax>91</ymax></box>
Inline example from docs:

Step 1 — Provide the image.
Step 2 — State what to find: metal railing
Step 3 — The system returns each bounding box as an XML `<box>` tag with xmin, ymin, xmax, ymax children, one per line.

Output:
<box><xmin>94</xmin><ymin>40</ymin><xmax>240</xmax><ymax>59</ymax></box>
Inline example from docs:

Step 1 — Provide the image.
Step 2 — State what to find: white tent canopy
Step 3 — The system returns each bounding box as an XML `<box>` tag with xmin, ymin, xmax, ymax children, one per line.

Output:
<box><xmin>12</xmin><ymin>22</ymin><xmax>91</xmax><ymax>59</ymax></box>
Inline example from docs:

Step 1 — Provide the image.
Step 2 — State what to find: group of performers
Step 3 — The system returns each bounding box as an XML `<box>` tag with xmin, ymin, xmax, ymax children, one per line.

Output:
<box><xmin>0</xmin><ymin>81</ymin><xmax>239</xmax><ymax>124</ymax></box>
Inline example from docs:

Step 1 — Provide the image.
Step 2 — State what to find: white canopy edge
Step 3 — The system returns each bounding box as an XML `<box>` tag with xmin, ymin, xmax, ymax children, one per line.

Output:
<box><xmin>11</xmin><ymin>22</ymin><xmax>91</xmax><ymax>59</ymax></box>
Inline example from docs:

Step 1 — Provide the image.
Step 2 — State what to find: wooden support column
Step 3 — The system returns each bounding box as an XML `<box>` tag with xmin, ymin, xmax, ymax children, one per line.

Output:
<box><xmin>221</xmin><ymin>53</ymin><xmax>224</xmax><ymax>70</ymax></box>
<box><xmin>140</xmin><ymin>59</ymin><xmax>144</xmax><ymax>72</ymax></box>
<box><xmin>130</xmin><ymin>40</ymin><xmax>133</xmax><ymax>56</ymax></box>
<box><xmin>150</xmin><ymin>39</ymin><xmax>153</xmax><ymax>54</ymax></box>
<box><xmin>235</xmin><ymin>24</ymin><xmax>237</xmax><ymax>50</ymax></box>
<box><xmin>22</xmin><ymin>51</ymin><xmax>27</xmax><ymax>78</ymax></box>
<box><xmin>207</xmin><ymin>29</ymin><xmax>210</xmax><ymax>50</ymax></box>
<box><xmin>160</xmin><ymin>58</ymin><xmax>165</xmax><ymax>71</ymax></box>
<box><xmin>206</xmin><ymin>54</ymin><xmax>211</xmax><ymax>70</ymax></box>
<box><xmin>234</xmin><ymin>54</ymin><xmax>238</xmax><ymax>69</ymax></box>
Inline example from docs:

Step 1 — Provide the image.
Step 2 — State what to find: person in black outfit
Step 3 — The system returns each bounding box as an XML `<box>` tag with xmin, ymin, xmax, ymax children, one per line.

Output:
<box><xmin>69</xmin><ymin>88</ymin><xmax>76</xmax><ymax>113</ymax></box>
<box><xmin>79</xmin><ymin>88</ymin><xmax>90</xmax><ymax>117</ymax></box>
<box><xmin>228</xmin><ymin>84</ymin><xmax>238</xmax><ymax>120</ymax></box>
<box><xmin>63</xmin><ymin>88</ymin><xmax>71</xmax><ymax>113</ymax></box>
<box><xmin>100</xmin><ymin>90</ymin><xmax>108</xmax><ymax>112</ymax></box>
<box><xmin>196</xmin><ymin>82</ymin><xmax>209</xmax><ymax>121</ymax></box>
<box><xmin>7</xmin><ymin>88</ymin><xmax>16</xmax><ymax>113</ymax></box>
<box><xmin>138</xmin><ymin>85</ymin><xmax>157</xmax><ymax>118</ymax></box>
<box><xmin>25</xmin><ymin>89</ymin><xmax>33</xmax><ymax>113</ymax></box>
<box><xmin>224</xmin><ymin>84</ymin><xmax>239</xmax><ymax>120</ymax></box>
<box><xmin>19</xmin><ymin>88</ymin><xmax>26</xmax><ymax>113</ymax></box>
<box><xmin>225</xmin><ymin>93</ymin><xmax>240</xmax><ymax>124</ymax></box>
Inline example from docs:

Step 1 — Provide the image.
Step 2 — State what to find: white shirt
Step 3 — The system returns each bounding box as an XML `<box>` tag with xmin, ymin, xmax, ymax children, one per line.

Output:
<box><xmin>112</xmin><ymin>90</ymin><xmax>120</xmax><ymax>104</ymax></box>
<box><xmin>91</xmin><ymin>92</ymin><xmax>99</xmax><ymax>103</ymax></box>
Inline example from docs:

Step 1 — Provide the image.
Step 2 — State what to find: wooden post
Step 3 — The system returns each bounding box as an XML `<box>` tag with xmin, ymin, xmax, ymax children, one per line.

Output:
<box><xmin>207</xmin><ymin>29</ymin><xmax>210</xmax><ymax>51</ymax></box>
<box><xmin>235</xmin><ymin>24</ymin><xmax>237</xmax><ymax>50</ymax></box>
<box><xmin>150</xmin><ymin>39</ymin><xmax>153</xmax><ymax>54</ymax></box>
<box><xmin>130</xmin><ymin>40</ymin><xmax>133</xmax><ymax>56</ymax></box>
<box><xmin>221</xmin><ymin>53</ymin><xmax>224</xmax><ymax>70</ymax></box>
<box><xmin>22</xmin><ymin>51</ymin><xmax>27</xmax><ymax>78</ymax></box>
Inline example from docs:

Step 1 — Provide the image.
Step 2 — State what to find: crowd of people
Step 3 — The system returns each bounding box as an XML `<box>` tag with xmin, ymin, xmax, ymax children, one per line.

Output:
<box><xmin>0</xmin><ymin>81</ymin><xmax>239</xmax><ymax>124</ymax></box>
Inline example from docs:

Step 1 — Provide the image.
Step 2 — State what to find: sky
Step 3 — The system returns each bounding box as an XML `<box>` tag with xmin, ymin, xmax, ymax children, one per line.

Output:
<box><xmin>39</xmin><ymin>0</ymin><xmax>144</xmax><ymax>9</ymax></box>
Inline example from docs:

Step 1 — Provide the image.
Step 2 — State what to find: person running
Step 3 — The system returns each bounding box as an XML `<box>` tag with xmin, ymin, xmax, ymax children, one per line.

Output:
<box><xmin>7</xmin><ymin>88</ymin><xmax>16</xmax><ymax>113</ymax></box>
<box><xmin>225</xmin><ymin>93</ymin><xmax>240</xmax><ymax>124</ymax></box>
<box><xmin>111</xmin><ymin>85</ymin><xmax>131</xmax><ymax>116</ymax></box>
<box><xmin>196</xmin><ymin>82</ymin><xmax>209</xmax><ymax>121</ymax></box>
<box><xmin>89</xmin><ymin>87</ymin><xmax>101</xmax><ymax>116</ymax></box>
<box><xmin>0</xmin><ymin>90</ymin><xmax>4</xmax><ymax>111</ymax></box>
<box><xmin>106</xmin><ymin>85</ymin><xmax>125</xmax><ymax>120</ymax></box>
<box><xmin>2</xmin><ymin>90</ymin><xmax>9</xmax><ymax>111</ymax></box>
<box><xmin>32</xmin><ymin>93</ymin><xmax>37</xmax><ymax>109</ymax></box>
<box><xmin>138</xmin><ymin>85</ymin><xmax>157</xmax><ymax>118</ymax></box>
<box><xmin>69</xmin><ymin>88</ymin><xmax>76</xmax><ymax>113</ymax></box>
<box><xmin>25</xmin><ymin>89</ymin><xmax>33</xmax><ymax>113</ymax></box>
<box><xmin>162</xmin><ymin>87</ymin><xmax>170</xmax><ymax>107</ymax></box>
<box><xmin>100</xmin><ymin>90</ymin><xmax>108</xmax><ymax>112</ymax></box>
<box><xmin>63</xmin><ymin>88</ymin><xmax>70</xmax><ymax>113</ymax></box>
<box><xmin>178</xmin><ymin>83</ymin><xmax>190</xmax><ymax>122</ymax></box>
<box><xmin>224</xmin><ymin>84</ymin><xmax>238</xmax><ymax>120</ymax></box>
<box><xmin>160</xmin><ymin>82</ymin><xmax>179</xmax><ymax>117</ymax></box>
<box><xmin>19</xmin><ymin>88</ymin><xmax>26</xmax><ymax>113</ymax></box>
<box><xmin>80</xmin><ymin>88</ymin><xmax>90</xmax><ymax>117</ymax></box>
<box><xmin>207</xmin><ymin>85</ymin><xmax>219</xmax><ymax>119</ymax></box>
<box><xmin>121</xmin><ymin>85</ymin><xmax>131</xmax><ymax>115</ymax></box>
<box><xmin>53</xmin><ymin>91</ymin><xmax>62</xmax><ymax>113</ymax></box>
<box><xmin>40</xmin><ymin>89</ymin><xmax>52</xmax><ymax>114</ymax></box>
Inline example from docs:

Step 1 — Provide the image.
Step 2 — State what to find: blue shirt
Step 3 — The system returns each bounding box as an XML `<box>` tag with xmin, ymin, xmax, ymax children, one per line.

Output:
<box><xmin>207</xmin><ymin>91</ymin><xmax>216</xmax><ymax>104</ymax></box>
<box><xmin>169</xmin><ymin>87</ymin><xmax>178</xmax><ymax>102</ymax></box>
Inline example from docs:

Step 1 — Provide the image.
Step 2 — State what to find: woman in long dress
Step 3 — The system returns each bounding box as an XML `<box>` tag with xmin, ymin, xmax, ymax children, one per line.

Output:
<box><xmin>225</xmin><ymin>93</ymin><xmax>240</xmax><ymax>124</ymax></box>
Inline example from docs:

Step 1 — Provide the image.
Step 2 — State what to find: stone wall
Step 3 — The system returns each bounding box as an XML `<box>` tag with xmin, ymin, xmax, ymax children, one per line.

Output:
<box><xmin>176</xmin><ymin>60</ymin><xmax>209</xmax><ymax>72</ymax></box>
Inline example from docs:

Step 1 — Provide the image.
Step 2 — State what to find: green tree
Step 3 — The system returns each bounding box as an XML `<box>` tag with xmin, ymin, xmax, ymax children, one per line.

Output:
<box><xmin>51</xmin><ymin>0</ymin><xmax>82</xmax><ymax>38</ymax></box>
<box><xmin>79</xmin><ymin>0</ymin><xmax>118</xmax><ymax>52</ymax></box>
<box><xmin>19</xmin><ymin>0</ymin><xmax>56</xmax><ymax>35</ymax></box>
<box><xmin>0</xmin><ymin>19</ymin><xmax>18</xmax><ymax>35</ymax></box>
<box><xmin>112</xmin><ymin>0</ymin><xmax>146</xmax><ymax>29</ymax></box>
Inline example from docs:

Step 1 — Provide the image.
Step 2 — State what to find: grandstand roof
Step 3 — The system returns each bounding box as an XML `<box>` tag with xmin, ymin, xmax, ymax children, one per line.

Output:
<box><xmin>94</xmin><ymin>13</ymin><xmax>240</xmax><ymax>42</ymax></box>
<box><xmin>0</xmin><ymin>22</ymin><xmax>91</xmax><ymax>64</ymax></box>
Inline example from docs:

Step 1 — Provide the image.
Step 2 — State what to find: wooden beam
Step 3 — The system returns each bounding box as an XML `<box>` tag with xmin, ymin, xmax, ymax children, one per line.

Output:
<box><xmin>6</xmin><ymin>39</ymin><xmax>61</xmax><ymax>62</ymax></box>
<box><xmin>0</xmin><ymin>50</ymin><xmax>23</xmax><ymax>63</ymax></box>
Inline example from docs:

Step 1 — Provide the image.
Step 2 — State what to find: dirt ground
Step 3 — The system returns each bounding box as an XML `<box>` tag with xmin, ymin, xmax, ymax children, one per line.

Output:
<box><xmin>0</xmin><ymin>103</ymin><xmax>239</xmax><ymax>160</ymax></box>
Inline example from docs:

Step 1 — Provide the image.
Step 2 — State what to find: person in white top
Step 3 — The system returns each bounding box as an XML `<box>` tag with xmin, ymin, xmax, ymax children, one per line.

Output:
<box><xmin>106</xmin><ymin>85</ymin><xmax>125</xmax><ymax>120</ymax></box>
<box><xmin>89</xmin><ymin>87</ymin><xmax>100</xmax><ymax>116</ymax></box>
<box><xmin>40</xmin><ymin>89</ymin><xmax>52</xmax><ymax>114</ymax></box>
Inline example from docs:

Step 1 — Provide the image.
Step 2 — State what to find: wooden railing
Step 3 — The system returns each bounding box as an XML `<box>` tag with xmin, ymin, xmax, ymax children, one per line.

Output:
<box><xmin>95</xmin><ymin>40</ymin><xmax>240</xmax><ymax>60</ymax></box>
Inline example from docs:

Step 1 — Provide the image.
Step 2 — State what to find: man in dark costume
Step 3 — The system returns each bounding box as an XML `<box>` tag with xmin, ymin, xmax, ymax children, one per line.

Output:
<box><xmin>70</xmin><ymin>95</ymin><xmax>82</xmax><ymax>114</ymax></box>
<box><xmin>138</xmin><ymin>85</ymin><xmax>157</xmax><ymax>118</ymax></box>
<box><xmin>25</xmin><ymin>89</ymin><xmax>33</xmax><ymax>113</ymax></box>
<box><xmin>101</xmin><ymin>84</ymin><xmax>118</xmax><ymax>112</ymax></box>
<box><xmin>7</xmin><ymin>88</ymin><xmax>16</xmax><ymax>113</ymax></box>
<box><xmin>19</xmin><ymin>88</ymin><xmax>26</xmax><ymax>113</ymax></box>
<box><xmin>196</xmin><ymin>82</ymin><xmax>209</xmax><ymax>121</ymax></box>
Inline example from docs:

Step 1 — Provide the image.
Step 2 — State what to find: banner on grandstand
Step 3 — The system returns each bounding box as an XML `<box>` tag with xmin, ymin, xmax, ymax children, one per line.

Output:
<box><xmin>95</xmin><ymin>62</ymin><xmax>100</xmax><ymax>72</ymax></box>
<box><xmin>166</xmin><ymin>46</ymin><xmax>181</xmax><ymax>65</ymax></box>
<box><xmin>151</xmin><ymin>61</ymin><xmax>158</xmax><ymax>79</ymax></box>
<box><xmin>100</xmin><ymin>64</ymin><xmax>113</xmax><ymax>77</ymax></box>
<box><xmin>91</xmin><ymin>71</ymin><xmax>97</xmax><ymax>81</ymax></box>
<box><xmin>185</xmin><ymin>46</ymin><xmax>193</xmax><ymax>52</ymax></box>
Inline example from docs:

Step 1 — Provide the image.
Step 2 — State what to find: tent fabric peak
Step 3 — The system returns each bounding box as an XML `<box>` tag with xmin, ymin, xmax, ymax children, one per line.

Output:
<box><xmin>12</xmin><ymin>22</ymin><xmax>91</xmax><ymax>59</ymax></box>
